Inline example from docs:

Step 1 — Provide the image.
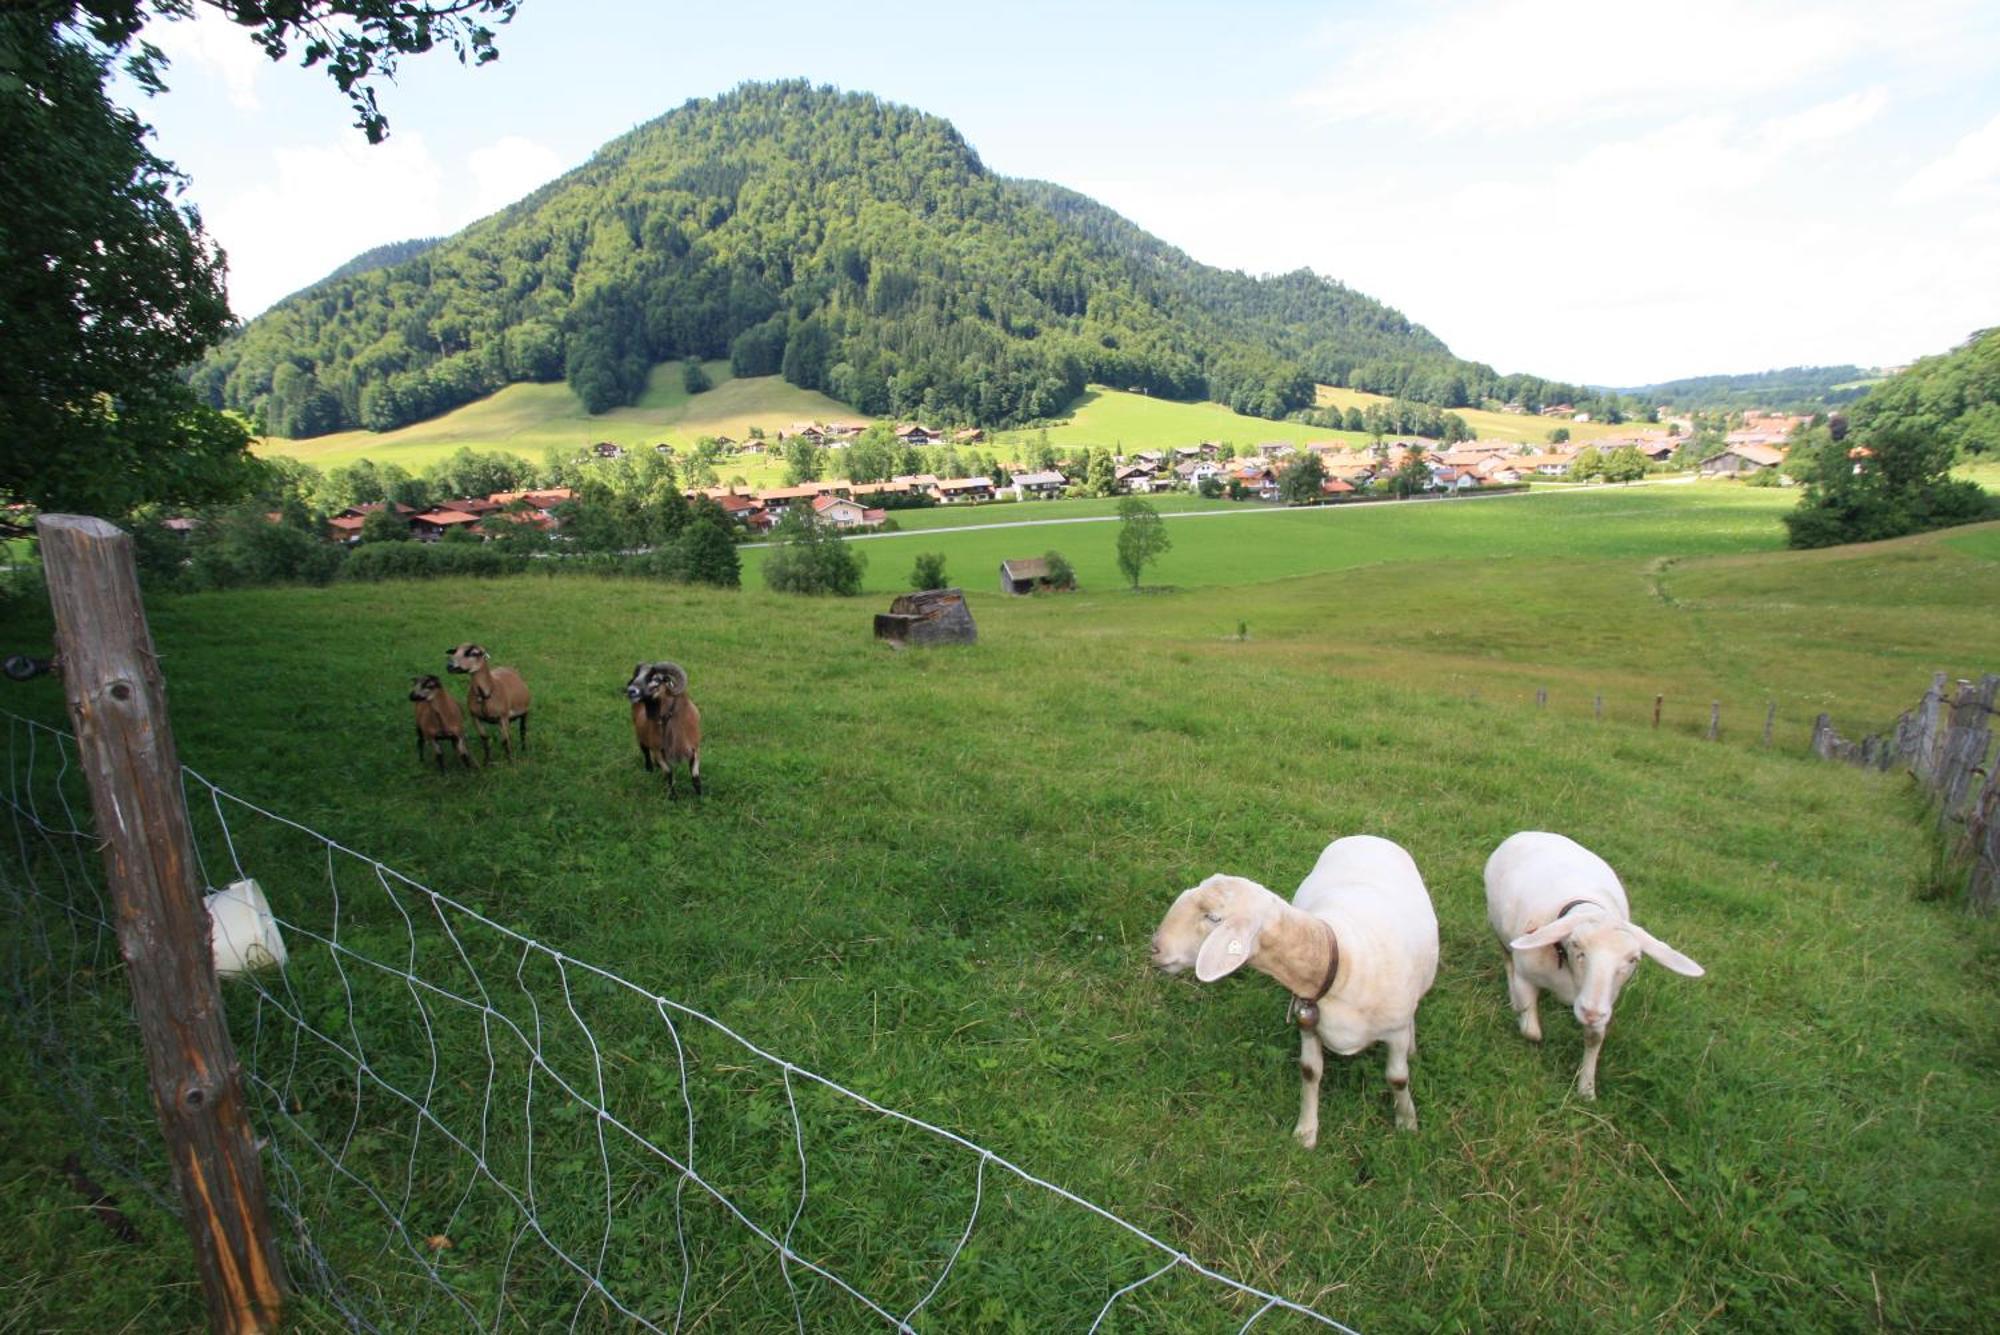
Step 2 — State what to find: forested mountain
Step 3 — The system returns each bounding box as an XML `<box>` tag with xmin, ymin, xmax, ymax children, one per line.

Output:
<box><xmin>1609</xmin><ymin>365</ymin><xmax>1876</xmax><ymax>412</ymax></box>
<box><xmin>311</xmin><ymin>236</ymin><xmax>443</xmax><ymax>291</ymax></box>
<box><xmin>198</xmin><ymin>83</ymin><xmax>1592</xmax><ymax>439</ymax></box>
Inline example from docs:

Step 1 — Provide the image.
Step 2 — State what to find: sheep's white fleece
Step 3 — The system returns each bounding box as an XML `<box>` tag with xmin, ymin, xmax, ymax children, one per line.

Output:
<box><xmin>1297</xmin><ymin>835</ymin><xmax>1439</xmax><ymax>1055</ymax></box>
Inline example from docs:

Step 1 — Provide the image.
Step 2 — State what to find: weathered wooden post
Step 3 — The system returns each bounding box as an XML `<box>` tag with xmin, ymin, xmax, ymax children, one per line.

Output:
<box><xmin>1594</xmin><ymin>693</ymin><xmax>1604</xmax><ymax>720</ymax></box>
<box><xmin>1652</xmin><ymin>694</ymin><xmax>1663</xmax><ymax>730</ymax></box>
<box><xmin>1535</xmin><ymin>687</ymin><xmax>1547</xmax><ymax>709</ymax></box>
<box><xmin>36</xmin><ymin>516</ymin><xmax>285</xmax><ymax>1333</ymax></box>
<box><xmin>1707</xmin><ymin>701</ymin><xmax>1720</xmax><ymax>741</ymax></box>
<box><xmin>1811</xmin><ymin>712</ymin><xmax>1836</xmax><ymax>760</ymax></box>
<box><xmin>1763</xmin><ymin>699</ymin><xmax>1776</xmax><ymax>748</ymax></box>
<box><xmin>1913</xmin><ymin>672</ymin><xmax>1950</xmax><ymax>785</ymax></box>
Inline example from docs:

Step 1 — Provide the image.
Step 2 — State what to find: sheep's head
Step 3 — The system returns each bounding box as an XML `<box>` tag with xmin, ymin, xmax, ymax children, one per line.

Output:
<box><xmin>445</xmin><ymin>643</ymin><xmax>488</xmax><ymax>675</ymax></box>
<box><xmin>1509</xmin><ymin>914</ymin><xmax>1704</xmax><ymax>1033</ymax></box>
<box><xmin>1151</xmin><ymin>874</ymin><xmax>1277</xmax><ymax>982</ymax></box>
<box><xmin>408</xmin><ymin>674</ymin><xmax>445</xmax><ymax>703</ymax></box>
<box><xmin>625</xmin><ymin>661</ymin><xmax>688</xmax><ymax>705</ymax></box>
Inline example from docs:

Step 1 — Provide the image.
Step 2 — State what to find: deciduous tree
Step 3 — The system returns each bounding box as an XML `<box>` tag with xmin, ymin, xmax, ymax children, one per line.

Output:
<box><xmin>1115</xmin><ymin>496</ymin><xmax>1170</xmax><ymax>589</ymax></box>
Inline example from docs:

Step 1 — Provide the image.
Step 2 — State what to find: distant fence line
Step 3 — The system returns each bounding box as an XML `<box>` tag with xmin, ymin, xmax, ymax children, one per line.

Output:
<box><xmin>1809</xmin><ymin>672</ymin><xmax>2000</xmax><ymax>913</ymax></box>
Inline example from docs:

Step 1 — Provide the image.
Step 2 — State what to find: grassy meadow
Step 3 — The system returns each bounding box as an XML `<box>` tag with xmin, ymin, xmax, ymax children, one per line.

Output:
<box><xmin>261</xmin><ymin>360</ymin><xmax>847</xmax><ymax>475</ymax></box>
<box><xmin>2</xmin><ymin>489</ymin><xmax>1998</xmax><ymax>1332</ymax></box>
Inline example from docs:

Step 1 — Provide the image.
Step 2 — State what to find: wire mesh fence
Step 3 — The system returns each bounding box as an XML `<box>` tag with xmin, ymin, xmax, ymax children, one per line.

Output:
<box><xmin>0</xmin><ymin>709</ymin><xmax>1353</xmax><ymax>1333</ymax></box>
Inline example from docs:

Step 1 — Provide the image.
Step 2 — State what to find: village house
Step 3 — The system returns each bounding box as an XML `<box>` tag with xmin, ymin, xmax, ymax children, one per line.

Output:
<box><xmin>1174</xmin><ymin>460</ymin><xmax>1222</xmax><ymax>486</ymax></box>
<box><xmin>1011</xmin><ymin>469</ymin><xmax>1068</xmax><ymax>500</ymax></box>
<box><xmin>934</xmin><ymin>476</ymin><xmax>995</xmax><ymax>503</ymax></box>
<box><xmin>1700</xmin><ymin>443</ymin><xmax>1785</xmax><ymax>476</ymax></box>
<box><xmin>810</xmin><ymin>494</ymin><xmax>885</xmax><ymax>529</ymax></box>
<box><xmin>410</xmin><ymin>508</ymin><xmax>483</xmax><ymax>542</ymax></box>
<box><xmin>895</xmin><ymin>423</ymin><xmax>941</xmax><ymax>444</ymax></box>
<box><xmin>1115</xmin><ymin>464</ymin><xmax>1159</xmax><ymax>494</ymax></box>
<box><xmin>953</xmin><ymin>427</ymin><xmax>986</xmax><ymax>444</ymax></box>
<box><xmin>710</xmin><ymin>493</ymin><xmax>766</xmax><ymax>527</ymax></box>
<box><xmin>1257</xmin><ymin>442</ymin><xmax>1296</xmax><ymax>459</ymax></box>
<box><xmin>1320</xmin><ymin>477</ymin><xmax>1357</xmax><ymax>498</ymax></box>
<box><xmin>325</xmin><ymin>501</ymin><xmax>415</xmax><ymax>543</ymax></box>
<box><xmin>590</xmin><ymin>441</ymin><xmax>625</xmax><ymax>460</ymax></box>
<box><xmin>755</xmin><ymin>484</ymin><xmax>823</xmax><ymax>516</ymax></box>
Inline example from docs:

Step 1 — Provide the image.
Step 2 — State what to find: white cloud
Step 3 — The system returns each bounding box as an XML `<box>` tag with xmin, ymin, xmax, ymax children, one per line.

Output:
<box><xmin>1761</xmin><ymin>87</ymin><xmax>1889</xmax><ymax>153</ymax></box>
<box><xmin>1299</xmin><ymin>0</ymin><xmax>1879</xmax><ymax>134</ymax></box>
<box><xmin>466</xmin><ymin>136</ymin><xmax>567</xmax><ymax>218</ymax></box>
<box><xmin>147</xmin><ymin>8</ymin><xmax>264</xmax><ymax>111</ymax></box>
<box><xmin>1895</xmin><ymin>111</ymin><xmax>2000</xmax><ymax>205</ymax></box>
<box><xmin>210</xmin><ymin>134</ymin><xmax>450</xmax><ymax>317</ymax></box>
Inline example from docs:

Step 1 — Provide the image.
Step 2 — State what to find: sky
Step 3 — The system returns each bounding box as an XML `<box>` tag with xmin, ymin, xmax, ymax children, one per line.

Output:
<box><xmin>120</xmin><ymin>0</ymin><xmax>2000</xmax><ymax>387</ymax></box>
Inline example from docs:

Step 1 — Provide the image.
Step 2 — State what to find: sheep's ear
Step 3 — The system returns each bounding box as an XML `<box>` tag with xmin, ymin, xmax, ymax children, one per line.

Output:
<box><xmin>1194</xmin><ymin>914</ymin><xmax>1261</xmax><ymax>982</ymax></box>
<box><xmin>1510</xmin><ymin>917</ymin><xmax>1582</xmax><ymax>951</ymax></box>
<box><xmin>1631</xmin><ymin>925</ymin><xmax>1705</xmax><ymax>977</ymax></box>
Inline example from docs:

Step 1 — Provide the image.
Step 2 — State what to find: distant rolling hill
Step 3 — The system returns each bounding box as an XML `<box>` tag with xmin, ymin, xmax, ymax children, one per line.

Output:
<box><xmin>206</xmin><ymin>81</ymin><xmax>1598</xmax><ymax>446</ymax></box>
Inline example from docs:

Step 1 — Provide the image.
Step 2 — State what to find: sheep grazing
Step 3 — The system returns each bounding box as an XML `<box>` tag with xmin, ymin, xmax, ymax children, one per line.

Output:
<box><xmin>445</xmin><ymin>643</ymin><xmax>531</xmax><ymax>763</ymax></box>
<box><xmin>1484</xmin><ymin>831</ymin><xmax>1706</xmax><ymax>1100</ymax></box>
<box><xmin>1151</xmin><ymin>835</ymin><xmax>1440</xmax><ymax>1140</ymax></box>
<box><xmin>408</xmin><ymin>674</ymin><xmax>473</xmax><ymax>771</ymax></box>
<box><xmin>625</xmin><ymin>661</ymin><xmax>702</xmax><ymax>798</ymax></box>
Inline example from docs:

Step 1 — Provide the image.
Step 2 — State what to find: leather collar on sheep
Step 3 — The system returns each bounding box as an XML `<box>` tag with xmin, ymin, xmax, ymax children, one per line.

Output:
<box><xmin>1551</xmin><ymin>898</ymin><xmax>1598</xmax><ymax>972</ymax></box>
<box><xmin>1291</xmin><ymin>920</ymin><xmax>1341</xmax><ymax>1030</ymax></box>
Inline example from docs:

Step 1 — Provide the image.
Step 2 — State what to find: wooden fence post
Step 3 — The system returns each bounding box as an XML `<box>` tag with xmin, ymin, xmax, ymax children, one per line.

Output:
<box><xmin>1652</xmin><ymin>694</ymin><xmax>1663</xmax><ymax>730</ymax></box>
<box><xmin>36</xmin><ymin>516</ymin><xmax>285</xmax><ymax>1333</ymax></box>
<box><xmin>1707</xmin><ymin>701</ymin><xmax>1720</xmax><ymax>741</ymax></box>
<box><xmin>1535</xmin><ymin>687</ymin><xmax>1547</xmax><ymax>709</ymax></box>
<box><xmin>1594</xmin><ymin>693</ymin><xmax>1603</xmax><ymax>720</ymax></box>
<box><xmin>1913</xmin><ymin>672</ymin><xmax>1949</xmax><ymax>783</ymax></box>
<box><xmin>1763</xmin><ymin>699</ymin><xmax>1776</xmax><ymax>748</ymax></box>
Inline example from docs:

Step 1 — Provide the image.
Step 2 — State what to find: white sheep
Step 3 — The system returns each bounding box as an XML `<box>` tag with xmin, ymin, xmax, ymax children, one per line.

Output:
<box><xmin>1484</xmin><ymin>831</ymin><xmax>1704</xmax><ymax>1099</ymax></box>
<box><xmin>1151</xmin><ymin>835</ymin><xmax>1440</xmax><ymax>1140</ymax></box>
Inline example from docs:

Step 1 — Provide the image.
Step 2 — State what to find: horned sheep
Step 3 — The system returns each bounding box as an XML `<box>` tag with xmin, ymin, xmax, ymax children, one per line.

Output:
<box><xmin>625</xmin><ymin>661</ymin><xmax>702</xmax><ymax>798</ymax></box>
<box><xmin>408</xmin><ymin>674</ymin><xmax>473</xmax><ymax>771</ymax></box>
<box><xmin>445</xmin><ymin>643</ymin><xmax>531</xmax><ymax>763</ymax></box>
<box><xmin>1151</xmin><ymin>835</ymin><xmax>1439</xmax><ymax>1140</ymax></box>
<box><xmin>1484</xmin><ymin>831</ymin><xmax>1705</xmax><ymax>1100</ymax></box>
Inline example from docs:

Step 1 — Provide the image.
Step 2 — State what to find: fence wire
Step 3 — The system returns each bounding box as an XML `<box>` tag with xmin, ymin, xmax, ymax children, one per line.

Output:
<box><xmin>0</xmin><ymin>710</ymin><xmax>1355</xmax><ymax>1333</ymax></box>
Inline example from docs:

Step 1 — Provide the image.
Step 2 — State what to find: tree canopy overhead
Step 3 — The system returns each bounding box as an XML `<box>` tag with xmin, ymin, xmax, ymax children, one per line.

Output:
<box><xmin>1</xmin><ymin>0</ymin><xmax>523</xmax><ymax>516</ymax></box>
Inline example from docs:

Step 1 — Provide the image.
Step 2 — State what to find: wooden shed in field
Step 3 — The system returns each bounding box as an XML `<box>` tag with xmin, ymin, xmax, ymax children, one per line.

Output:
<box><xmin>1000</xmin><ymin>557</ymin><xmax>1051</xmax><ymax>595</ymax></box>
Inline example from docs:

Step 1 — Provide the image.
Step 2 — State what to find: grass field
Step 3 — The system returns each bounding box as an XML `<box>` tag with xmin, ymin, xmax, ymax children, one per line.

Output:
<box><xmin>261</xmin><ymin>361</ymin><xmax>848</xmax><ymax>474</ymax></box>
<box><xmin>3</xmin><ymin>491</ymin><xmax>1997</xmax><ymax>1332</ymax></box>
<box><xmin>1315</xmin><ymin>386</ymin><xmax>1662</xmax><ymax>446</ymax></box>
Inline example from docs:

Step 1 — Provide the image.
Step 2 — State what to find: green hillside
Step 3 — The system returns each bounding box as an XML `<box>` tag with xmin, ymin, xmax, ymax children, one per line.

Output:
<box><xmin>3</xmin><ymin>491</ymin><xmax>1995</xmax><ymax>1330</ymax></box>
<box><xmin>203</xmin><ymin>82</ymin><xmax>1603</xmax><ymax>447</ymax></box>
<box><xmin>262</xmin><ymin>360</ymin><xmax>845</xmax><ymax>473</ymax></box>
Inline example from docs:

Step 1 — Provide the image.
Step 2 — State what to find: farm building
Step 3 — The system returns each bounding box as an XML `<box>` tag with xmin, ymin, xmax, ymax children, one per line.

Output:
<box><xmin>999</xmin><ymin>557</ymin><xmax>1058</xmax><ymax>595</ymax></box>
<box><xmin>1700</xmin><ymin>443</ymin><xmax>1785</xmax><ymax>476</ymax></box>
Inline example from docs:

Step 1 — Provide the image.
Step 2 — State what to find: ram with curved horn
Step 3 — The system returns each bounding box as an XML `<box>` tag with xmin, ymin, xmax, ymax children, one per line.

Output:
<box><xmin>625</xmin><ymin>661</ymin><xmax>703</xmax><ymax>798</ymax></box>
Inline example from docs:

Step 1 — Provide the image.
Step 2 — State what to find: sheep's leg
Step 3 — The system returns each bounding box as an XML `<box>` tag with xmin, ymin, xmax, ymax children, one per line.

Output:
<box><xmin>1294</xmin><ymin>1029</ymin><xmax>1323</xmax><ymax>1149</ymax></box>
<box><xmin>1505</xmin><ymin>950</ymin><xmax>1542</xmax><ymax>1043</ymax></box>
<box><xmin>689</xmin><ymin>752</ymin><xmax>702</xmax><ymax>796</ymax></box>
<box><xmin>455</xmin><ymin>736</ymin><xmax>473</xmax><ymax>769</ymax></box>
<box><xmin>1385</xmin><ymin>1027</ymin><xmax>1417</xmax><ymax>1132</ymax></box>
<box><xmin>517</xmin><ymin>713</ymin><xmax>528</xmax><ymax>754</ymax></box>
<box><xmin>638</xmin><ymin>741</ymin><xmax>653</xmax><ymax>771</ymax></box>
<box><xmin>472</xmin><ymin>717</ymin><xmax>492</xmax><ymax>765</ymax></box>
<box><xmin>415</xmin><ymin>726</ymin><xmax>425</xmax><ymax>765</ymax></box>
<box><xmin>494</xmin><ymin>715</ymin><xmax>514</xmax><ymax>763</ymax></box>
<box><xmin>433</xmin><ymin>739</ymin><xmax>446</xmax><ymax>774</ymax></box>
<box><xmin>1577</xmin><ymin>1027</ymin><xmax>1606</xmax><ymax>1101</ymax></box>
<box><xmin>664</xmin><ymin>763</ymin><xmax>678</xmax><ymax>800</ymax></box>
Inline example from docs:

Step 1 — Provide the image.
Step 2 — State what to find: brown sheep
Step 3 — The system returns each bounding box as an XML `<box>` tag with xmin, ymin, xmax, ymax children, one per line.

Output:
<box><xmin>408</xmin><ymin>675</ymin><xmax>472</xmax><ymax>772</ymax></box>
<box><xmin>625</xmin><ymin>661</ymin><xmax>702</xmax><ymax>798</ymax></box>
<box><xmin>445</xmin><ymin>643</ymin><xmax>531</xmax><ymax>763</ymax></box>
